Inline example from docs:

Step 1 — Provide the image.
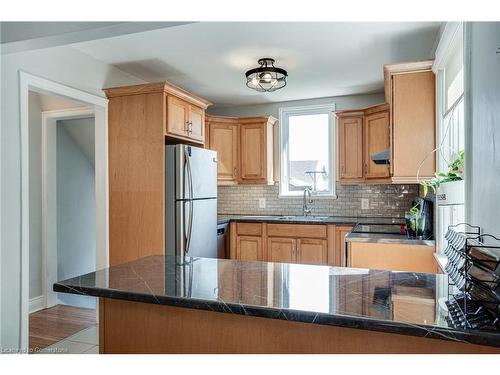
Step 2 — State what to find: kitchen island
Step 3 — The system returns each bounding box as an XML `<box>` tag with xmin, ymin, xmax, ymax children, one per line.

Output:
<box><xmin>54</xmin><ymin>255</ymin><xmax>500</xmax><ymax>353</ymax></box>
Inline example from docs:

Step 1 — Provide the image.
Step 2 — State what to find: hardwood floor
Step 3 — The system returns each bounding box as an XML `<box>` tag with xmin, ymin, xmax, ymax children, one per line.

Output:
<box><xmin>29</xmin><ymin>304</ymin><xmax>97</xmax><ymax>352</ymax></box>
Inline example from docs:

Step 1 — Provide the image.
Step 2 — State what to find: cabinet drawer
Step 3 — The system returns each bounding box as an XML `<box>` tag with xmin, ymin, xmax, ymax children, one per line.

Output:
<box><xmin>236</xmin><ymin>223</ymin><xmax>262</xmax><ymax>236</ymax></box>
<box><xmin>267</xmin><ymin>224</ymin><xmax>327</xmax><ymax>239</ymax></box>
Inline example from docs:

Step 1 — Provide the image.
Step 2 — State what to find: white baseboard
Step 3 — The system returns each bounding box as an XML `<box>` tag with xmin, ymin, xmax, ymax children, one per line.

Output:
<box><xmin>29</xmin><ymin>295</ymin><xmax>46</xmax><ymax>313</ymax></box>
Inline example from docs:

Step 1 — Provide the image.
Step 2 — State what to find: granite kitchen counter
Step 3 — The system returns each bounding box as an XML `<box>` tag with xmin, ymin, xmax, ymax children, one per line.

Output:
<box><xmin>217</xmin><ymin>214</ymin><xmax>403</xmax><ymax>226</ymax></box>
<box><xmin>346</xmin><ymin>232</ymin><xmax>436</xmax><ymax>246</ymax></box>
<box><xmin>54</xmin><ymin>255</ymin><xmax>500</xmax><ymax>349</ymax></box>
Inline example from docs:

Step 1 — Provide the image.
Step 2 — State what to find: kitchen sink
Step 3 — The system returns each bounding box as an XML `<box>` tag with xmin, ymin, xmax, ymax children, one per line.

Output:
<box><xmin>239</xmin><ymin>215</ymin><xmax>330</xmax><ymax>222</ymax></box>
<box><xmin>278</xmin><ymin>215</ymin><xmax>330</xmax><ymax>221</ymax></box>
<box><xmin>240</xmin><ymin>215</ymin><xmax>281</xmax><ymax>219</ymax></box>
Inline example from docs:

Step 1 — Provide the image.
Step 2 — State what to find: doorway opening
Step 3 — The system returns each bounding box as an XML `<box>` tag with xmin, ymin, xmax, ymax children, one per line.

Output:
<box><xmin>20</xmin><ymin>72</ymin><xmax>109</xmax><ymax>353</ymax></box>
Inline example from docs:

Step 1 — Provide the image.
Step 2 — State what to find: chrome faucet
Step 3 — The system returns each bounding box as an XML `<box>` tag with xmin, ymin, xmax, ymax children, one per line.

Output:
<box><xmin>303</xmin><ymin>187</ymin><xmax>314</xmax><ymax>216</ymax></box>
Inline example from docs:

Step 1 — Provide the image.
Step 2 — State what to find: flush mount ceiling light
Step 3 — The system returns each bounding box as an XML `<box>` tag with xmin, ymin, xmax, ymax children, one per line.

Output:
<box><xmin>245</xmin><ymin>58</ymin><xmax>288</xmax><ymax>92</ymax></box>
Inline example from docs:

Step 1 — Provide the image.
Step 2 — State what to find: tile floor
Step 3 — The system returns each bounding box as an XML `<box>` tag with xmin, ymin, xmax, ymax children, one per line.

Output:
<box><xmin>39</xmin><ymin>325</ymin><xmax>99</xmax><ymax>354</ymax></box>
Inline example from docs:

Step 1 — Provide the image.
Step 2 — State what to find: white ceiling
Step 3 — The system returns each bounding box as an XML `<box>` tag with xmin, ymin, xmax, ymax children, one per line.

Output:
<box><xmin>72</xmin><ymin>22</ymin><xmax>440</xmax><ymax>106</ymax></box>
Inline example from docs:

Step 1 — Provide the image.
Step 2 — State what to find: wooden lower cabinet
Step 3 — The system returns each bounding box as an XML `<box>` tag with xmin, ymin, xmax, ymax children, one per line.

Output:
<box><xmin>348</xmin><ymin>242</ymin><xmax>437</xmax><ymax>273</ymax></box>
<box><xmin>231</xmin><ymin>223</ymin><xmax>342</xmax><ymax>266</ymax></box>
<box><xmin>267</xmin><ymin>237</ymin><xmax>296</xmax><ymax>263</ymax></box>
<box><xmin>236</xmin><ymin>235</ymin><xmax>263</xmax><ymax>261</ymax></box>
<box><xmin>297</xmin><ymin>238</ymin><xmax>328</xmax><ymax>265</ymax></box>
<box><xmin>100</xmin><ymin>298</ymin><xmax>500</xmax><ymax>353</ymax></box>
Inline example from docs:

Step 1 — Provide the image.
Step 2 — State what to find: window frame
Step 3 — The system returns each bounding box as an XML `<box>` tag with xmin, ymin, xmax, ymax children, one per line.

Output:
<box><xmin>278</xmin><ymin>103</ymin><xmax>336</xmax><ymax>198</ymax></box>
<box><xmin>434</xmin><ymin>22</ymin><xmax>465</xmax><ymax>254</ymax></box>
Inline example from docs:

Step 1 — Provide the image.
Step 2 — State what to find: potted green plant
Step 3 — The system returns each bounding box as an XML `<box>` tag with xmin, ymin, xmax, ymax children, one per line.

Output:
<box><xmin>405</xmin><ymin>202</ymin><xmax>426</xmax><ymax>239</ymax></box>
<box><xmin>421</xmin><ymin>150</ymin><xmax>464</xmax><ymax>204</ymax></box>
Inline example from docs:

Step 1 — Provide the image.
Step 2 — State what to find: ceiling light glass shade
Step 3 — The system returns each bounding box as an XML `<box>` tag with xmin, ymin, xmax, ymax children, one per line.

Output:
<box><xmin>245</xmin><ymin>58</ymin><xmax>288</xmax><ymax>92</ymax></box>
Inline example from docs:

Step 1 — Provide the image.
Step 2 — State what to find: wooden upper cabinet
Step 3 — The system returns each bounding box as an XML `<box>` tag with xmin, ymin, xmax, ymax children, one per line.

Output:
<box><xmin>240</xmin><ymin>116</ymin><xmax>277</xmax><ymax>185</ymax></box>
<box><xmin>206</xmin><ymin>115</ymin><xmax>277</xmax><ymax>185</ymax></box>
<box><xmin>336</xmin><ymin>104</ymin><xmax>390</xmax><ymax>184</ymax></box>
<box><xmin>364</xmin><ymin>108</ymin><xmax>390</xmax><ymax>179</ymax></box>
<box><xmin>188</xmin><ymin>104</ymin><xmax>205</xmax><ymax>142</ymax></box>
<box><xmin>240</xmin><ymin>122</ymin><xmax>265</xmax><ymax>181</ymax></box>
<box><xmin>167</xmin><ymin>96</ymin><xmax>189</xmax><ymax>137</ymax></box>
<box><xmin>267</xmin><ymin>237</ymin><xmax>296</xmax><ymax>263</ymax></box>
<box><xmin>166</xmin><ymin>95</ymin><xmax>206</xmax><ymax>143</ymax></box>
<box><xmin>337</xmin><ymin>114</ymin><xmax>364</xmax><ymax>182</ymax></box>
<box><xmin>206</xmin><ymin>116</ymin><xmax>239</xmax><ymax>184</ymax></box>
<box><xmin>297</xmin><ymin>238</ymin><xmax>327</xmax><ymax>266</ymax></box>
<box><xmin>385</xmin><ymin>61</ymin><xmax>436</xmax><ymax>182</ymax></box>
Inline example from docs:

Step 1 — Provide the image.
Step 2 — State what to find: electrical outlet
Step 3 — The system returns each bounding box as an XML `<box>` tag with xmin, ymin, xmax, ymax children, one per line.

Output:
<box><xmin>258</xmin><ymin>198</ymin><xmax>266</xmax><ymax>209</ymax></box>
<box><xmin>361</xmin><ymin>198</ymin><xmax>369</xmax><ymax>210</ymax></box>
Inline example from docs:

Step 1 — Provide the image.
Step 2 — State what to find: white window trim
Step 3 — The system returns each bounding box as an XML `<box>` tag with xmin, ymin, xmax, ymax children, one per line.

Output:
<box><xmin>278</xmin><ymin>103</ymin><xmax>336</xmax><ymax>198</ymax></box>
<box><xmin>433</xmin><ymin>22</ymin><xmax>466</xmax><ymax>253</ymax></box>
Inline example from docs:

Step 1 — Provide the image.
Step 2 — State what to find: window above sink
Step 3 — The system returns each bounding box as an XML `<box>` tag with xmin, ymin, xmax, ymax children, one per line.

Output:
<box><xmin>278</xmin><ymin>103</ymin><xmax>336</xmax><ymax>198</ymax></box>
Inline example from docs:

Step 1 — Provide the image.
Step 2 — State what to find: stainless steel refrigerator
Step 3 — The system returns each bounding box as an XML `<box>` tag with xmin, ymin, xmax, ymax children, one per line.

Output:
<box><xmin>165</xmin><ymin>144</ymin><xmax>218</xmax><ymax>258</ymax></box>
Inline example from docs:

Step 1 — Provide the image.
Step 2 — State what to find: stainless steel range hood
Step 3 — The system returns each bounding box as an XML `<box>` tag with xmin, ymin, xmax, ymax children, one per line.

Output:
<box><xmin>371</xmin><ymin>149</ymin><xmax>390</xmax><ymax>165</ymax></box>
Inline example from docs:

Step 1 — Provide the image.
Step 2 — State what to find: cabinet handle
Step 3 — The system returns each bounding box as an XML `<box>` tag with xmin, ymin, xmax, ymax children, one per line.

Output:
<box><xmin>186</xmin><ymin>121</ymin><xmax>193</xmax><ymax>134</ymax></box>
<box><xmin>233</xmin><ymin>167</ymin><xmax>238</xmax><ymax>177</ymax></box>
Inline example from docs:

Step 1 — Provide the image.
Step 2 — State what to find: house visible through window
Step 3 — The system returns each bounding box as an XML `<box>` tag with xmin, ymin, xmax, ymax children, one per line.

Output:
<box><xmin>279</xmin><ymin>104</ymin><xmax>335</xmax><ymax>197</ymax></box>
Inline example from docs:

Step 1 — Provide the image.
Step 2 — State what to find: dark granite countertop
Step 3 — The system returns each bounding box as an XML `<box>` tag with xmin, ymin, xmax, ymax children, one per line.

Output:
<box><xmin>346</xmin><ymin>232</ymin><xmax>436</xmax><ymax>246</ymax></box>
<box><xmin>217</xmin><ymin>215</ymin><xmax>403</xmax><ymax>226</ymax></box>
<box><xmin>54</xmin><ymin>255</ymin><xmax>500</xmax><ymax>348</ymax></box>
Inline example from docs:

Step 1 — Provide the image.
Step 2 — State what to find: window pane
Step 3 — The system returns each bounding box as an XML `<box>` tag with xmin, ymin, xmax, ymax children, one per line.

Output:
<box><xmin>287</xmin><ymin>113</ymin><xmax>330</xmax><ymax>193</ymax></box>
<box><xmin>440</xmin><ymin>97</ymin><xmax>464</xmax><ymax>169</ymax></box>
<box><xmin>447</xmin><ymin>67</ymin><xmax>463</xmax><ymax>109</ymax></box>
<box><xmin>444</xmin><ymin>37</ymin><xmax>463</xmax><ymax>111</ymax></box>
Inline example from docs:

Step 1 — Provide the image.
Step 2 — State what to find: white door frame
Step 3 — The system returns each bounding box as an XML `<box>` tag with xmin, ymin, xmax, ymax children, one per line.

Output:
<box><xmin>19</xmin><ymin>71</ymin><xmax>109</xmax><ymax>350</ymax></box>
<box><xmin>41</xmin><ymin>107</ymin><xmax>96</xmax><ymax>309</ymax></box>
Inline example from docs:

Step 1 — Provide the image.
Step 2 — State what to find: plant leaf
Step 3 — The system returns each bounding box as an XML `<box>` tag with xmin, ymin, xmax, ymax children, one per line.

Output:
<box><xmin>423</xmin><ymin>184</ymin><xmax>428</xmax><ymax>197</ymax></box>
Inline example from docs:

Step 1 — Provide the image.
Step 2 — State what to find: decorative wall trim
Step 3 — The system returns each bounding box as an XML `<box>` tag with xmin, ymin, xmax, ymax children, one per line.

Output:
<box><xmin>29</xmin><ymin>295</ymin><xmax>45</xmax><ymax>314</ymax></box>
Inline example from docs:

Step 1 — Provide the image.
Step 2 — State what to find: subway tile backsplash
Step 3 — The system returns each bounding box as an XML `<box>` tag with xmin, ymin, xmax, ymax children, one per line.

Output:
<box><xmin>218</xmin><ymin>184</ymin><xmax>420</xmax><ymax>218</ymax></box>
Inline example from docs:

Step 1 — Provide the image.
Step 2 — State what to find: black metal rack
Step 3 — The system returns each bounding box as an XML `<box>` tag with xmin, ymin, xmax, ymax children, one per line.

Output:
<box><xmin>444</xmin><ymin>223</ymin><xmax>500</xmax><ymax>330</ymax></box>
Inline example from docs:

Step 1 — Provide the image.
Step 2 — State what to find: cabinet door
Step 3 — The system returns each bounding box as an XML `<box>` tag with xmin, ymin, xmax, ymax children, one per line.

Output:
<box><xmin>236</xmin><ymin>235</ymin><xmax>263</xmax><ymax>261</ymax></box>
<box><xmin>348</xmin><ymin>242</ymin><xmax>436</xmax><ymax>273</ymax></box>
<box><xmin>188</xmin><ymin>105</ymin><xmax>204</xmax><ymax>142</ymax></box>
<box><xmin>392</xmin><ymin>70</ymin><xmax>436</xmax><ymax>181</ymax></box>
<box><xmin>209</xmin><ymin>123</ymin><xmax>239</xmax><ymax>182</ymax></box>
<box><xmin>240</xmin><ymin>123</ymin><xmax>266</xmax><ymax>182</ymax></box>
<box><xmin>267</xmin><ymin>237</ymin><xmax>296</xmax><ymax>263</ymax></box>
<box><xmin>167</xmin><ymin>96</ymin><xmax>188</xmax><ymax>137</ymax></box>
<box><xmin>364</xmin><ymin>111</ymin><xmax>390</xmax><ymax>179</ymax></box>
<box><xmin>338</xmin><ymin>116</ymin><xmax>364</xmax><ymax>181</ymax></box>
<box><xmin>297</xmin><ymin>238</ymin><xmax>327</xmax><ymax>265</ymax></box>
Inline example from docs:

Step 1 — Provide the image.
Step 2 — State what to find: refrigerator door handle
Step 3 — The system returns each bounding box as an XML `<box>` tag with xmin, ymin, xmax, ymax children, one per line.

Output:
<box><xmin>184</xmin><ymin>147</ymin><xmax>194</xmax><ymax>255</ymax></box>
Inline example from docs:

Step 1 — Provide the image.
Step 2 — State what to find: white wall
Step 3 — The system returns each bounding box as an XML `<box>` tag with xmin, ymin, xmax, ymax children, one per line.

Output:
<box><xmin>0</xmin><ymin>44</ymin><xmax>144</xmax><ymax>350</ymax></box>
<box><xmin>466</xmin><ymin>22</ymin><xmax>500</xmax><ymax>237</ymax></box>
<box><xmin>56</xmin><ymin>120</ymin><xmax>96</xmax><ymax>309</ymax></box>
<box><xmin>208</xmin><ymin>92</ymin><xmax>385</xmax><ymax>118</ymax></box>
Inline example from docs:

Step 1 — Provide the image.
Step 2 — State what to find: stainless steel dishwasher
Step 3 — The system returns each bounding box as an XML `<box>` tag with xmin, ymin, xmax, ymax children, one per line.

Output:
<box><xmin>217</xmin><ymin>222</ymin><xmax>229</xmax><ymax>258</ymax></box>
